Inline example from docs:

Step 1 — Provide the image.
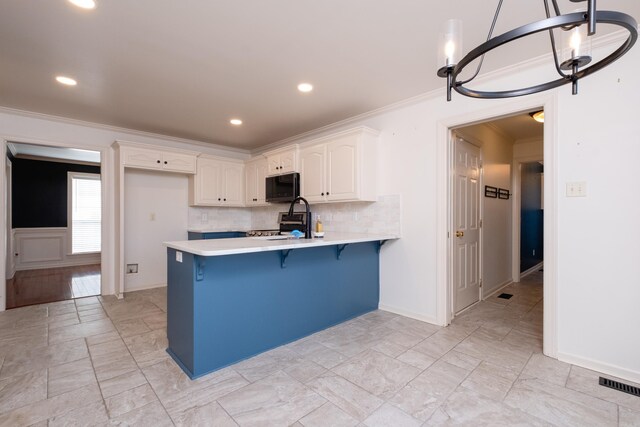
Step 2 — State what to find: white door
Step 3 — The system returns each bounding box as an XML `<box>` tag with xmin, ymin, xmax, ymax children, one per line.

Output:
<box><xmin>453</xmin><ymin>136</ymin><xmax>481</xmax><ymax>313</ymax></box>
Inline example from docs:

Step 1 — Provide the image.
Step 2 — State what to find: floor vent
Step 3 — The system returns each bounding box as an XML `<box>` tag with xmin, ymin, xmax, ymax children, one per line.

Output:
<box><xmin>497</xmin><ymin>293</ymin><xmax>513</xmax><ymax>299</ymax></box>
<box><xmin>599</xmin><ymin>377</ymin><xmax>640</xmax><ymax>397</ymax></box>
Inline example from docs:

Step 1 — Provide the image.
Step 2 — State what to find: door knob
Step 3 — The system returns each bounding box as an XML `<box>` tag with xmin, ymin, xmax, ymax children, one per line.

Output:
<box><xmin>455</xmin><ymin>231</ymin><xmax>464</xmax><ymax>238</ymax></box>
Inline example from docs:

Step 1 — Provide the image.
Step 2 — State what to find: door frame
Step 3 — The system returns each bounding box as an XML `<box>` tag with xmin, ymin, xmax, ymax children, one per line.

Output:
<box><xmin>436</xmin><ymin>93</ymin><xmax>558</xmax><ymax>358</ymax></box>
<box><xmin>0</xmin><ymin>136</ymin><xmax>114</xmax><ymax>312</ymax></box>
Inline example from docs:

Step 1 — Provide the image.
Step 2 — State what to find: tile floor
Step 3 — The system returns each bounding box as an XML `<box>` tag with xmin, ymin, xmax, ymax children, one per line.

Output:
<box><xmin>0</xmin><ymin>271</ymin><xmax>638</xmax><ymax>426</ymax></box>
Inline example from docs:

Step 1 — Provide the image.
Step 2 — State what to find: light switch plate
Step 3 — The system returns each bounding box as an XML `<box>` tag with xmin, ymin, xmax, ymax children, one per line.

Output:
<box><xmin>176</xmin><ymin>251</ymin><xmax>183</xmax><ymax>263</ymax></box>
<box><xmin>566</xmin><ymin>182</ymin><xmax>587</xmax><ymax>197</ymax></box>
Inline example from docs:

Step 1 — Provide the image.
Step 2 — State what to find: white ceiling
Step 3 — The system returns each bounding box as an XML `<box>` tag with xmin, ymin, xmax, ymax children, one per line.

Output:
<box><xmin>1</xmin><ymin>1</ymin><xmax>638</xmax><ymax>149</ymax></box>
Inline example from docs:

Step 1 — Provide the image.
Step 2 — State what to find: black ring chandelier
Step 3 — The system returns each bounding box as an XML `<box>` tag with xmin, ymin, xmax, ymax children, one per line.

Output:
<box><xmin>437</xmin><ymin>0</ymin><xmax>638</xmax><ymax>101</ymax></box>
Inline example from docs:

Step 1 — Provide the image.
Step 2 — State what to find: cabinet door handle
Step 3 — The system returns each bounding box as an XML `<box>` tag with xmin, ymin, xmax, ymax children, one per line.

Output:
<box><xmin>218</xmin><ymin>198</ymin><xmax>221</xmax><ymax>201</ymax></box>
<box><xmin>164</xmin><ymin>161</ymin><xmax>168</xmax><ymax>165</ymax></box>
<box><xmin>223</xmin><ymin>198</ymin><xmax>226</xmax><ymax>201</ymax></box>
<box><xmin>326</xmin><ymin>192</ymin><xmax>330</xmax><ymax>195</ymax></box>
<box><xmin>156</xmin><ymin>160</ymin><xmax>161</xmax><ymax>164</ymax></box>
<box><xmin>321</xmin><ymin>192</ymin><xmax>324</xmax><ymax>196</ymax></box>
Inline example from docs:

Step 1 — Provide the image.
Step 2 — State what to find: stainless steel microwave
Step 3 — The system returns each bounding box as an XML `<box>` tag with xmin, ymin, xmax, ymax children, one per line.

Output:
<box><xmin>265</xmin><ymin>172</ymin><xmax>300</xmax><ymax>203</ymax></box>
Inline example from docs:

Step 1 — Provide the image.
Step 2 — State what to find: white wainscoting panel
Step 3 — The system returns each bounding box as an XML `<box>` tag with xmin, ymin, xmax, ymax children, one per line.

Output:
<box><xmin>13</xmin><ymin>228</ymin><xmax>100</xmax><ymax>271</ymax></box>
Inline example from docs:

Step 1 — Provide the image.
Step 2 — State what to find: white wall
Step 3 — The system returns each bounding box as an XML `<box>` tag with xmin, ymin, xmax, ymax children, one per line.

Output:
<box><xmin>255</xmin><ymin>38</ymin><xmax>640</xmax><ymax>379</ymax></box>
<box><xmin>457</xmin><ymin>124</ymin><xmax>514</xmax><ymax>297</ymax></box>
<box><xmin>124</xmin><ymin>169</ymin><xmax>189</xmax><ymax>291</ymax></box>
<box><xmin>0</xmin><ymin>109</ymin><xmax>249</xmax><ymax>301</ymax></box>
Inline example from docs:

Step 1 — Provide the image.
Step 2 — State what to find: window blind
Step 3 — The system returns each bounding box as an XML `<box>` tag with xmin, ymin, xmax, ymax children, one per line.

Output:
<box><xmin>71</xmin><ymin>176</ymin><xmax>101</xmax><ymax>254</ymax></box>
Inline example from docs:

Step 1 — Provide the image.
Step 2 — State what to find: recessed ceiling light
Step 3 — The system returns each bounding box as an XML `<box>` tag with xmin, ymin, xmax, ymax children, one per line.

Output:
<box><xmin>297</xmin><ymin>83</ymin><xmax>313</xmax><ymax>93</ymax></box>
<box><xmin>55</xmin><ymin>76</ymin><xmax>77</xmax><ymax>86</ymax></box>
<box><xmin>68</xmin><ymin>0</ymin><xmax>96</xmax><ymax>9</ymax></box>
<box><xmin>230</xmin><ymin>119</ymin><xmax>243</xmax><ymax>126</ymax></box>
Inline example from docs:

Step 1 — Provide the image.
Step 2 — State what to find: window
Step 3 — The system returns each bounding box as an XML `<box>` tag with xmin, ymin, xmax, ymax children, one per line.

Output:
<box><xmin>68</xmin><ymin>172</ymin><xmax>101</xmax><ymax>254</ymax></box>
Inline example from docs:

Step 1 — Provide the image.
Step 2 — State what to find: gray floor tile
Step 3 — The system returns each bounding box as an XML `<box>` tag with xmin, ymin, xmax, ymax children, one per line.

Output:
<box><xmin>504</xmin><ymin>378</ymin><xmax>618</xmax><ymax>427</ymax></box>
<box><xmin>218</xmin><ymin>371</ymin><xmax>325</xmax><ymax>427</ymax></box>
<box><xmin>299</xmin><ymin>402</ymin><xmax>358</xmax><ymax>427</ymax></box>
<box><xmin>308</xmin><ymin>373</ymin><xmax>384</xmax><ymax>421</ymax></box>
<box><xmin>332</xmin><ymin>349</ymin><xmax>421</xmax><ymax>399</ymax></box>
<box><xmin>363</xmin><ymin>403</ymin><xmax>422</xmax><ymax>427</ymax></box>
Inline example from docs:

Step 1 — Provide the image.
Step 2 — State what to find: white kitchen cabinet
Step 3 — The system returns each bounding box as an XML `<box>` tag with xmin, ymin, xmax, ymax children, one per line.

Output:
<box><xmin>121</xmin><ymin>146</ymin><xmax>196</xmax><ymax>174</ymax></box>
<box><xmin>189</xmin><ymin>156</ymin><xmax>245</xmax><ymax>207</ymax></box>
<box><xmin>300</xmin><ymin>127</ymin><xmax>378</xmax><ymax>203</ymax></box>
<box><xmin>265</xmin><ymin>146</ymin><xmax>298</xmax><ymax>175</ymax></box>
<box><xmin>245</xmin><ymin>157</ymin><xmax>269</xmax><ymax>206</ymax></box>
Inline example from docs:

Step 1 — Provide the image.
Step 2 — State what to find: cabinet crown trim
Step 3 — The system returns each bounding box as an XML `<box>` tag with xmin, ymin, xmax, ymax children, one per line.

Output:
<box><xmin>262</xmin><ymin>144</ymin><xmax>299</xmax><ymax>157</ymax></box>
<box><xmin>113</xmin><ymin>140</ymin><xmax>200</xmax><ymax>156</ymax></box>
<box><xmin>198</xmin><ymin>153</ymin><xmax>245</xmax><ymax>164</ymax></box>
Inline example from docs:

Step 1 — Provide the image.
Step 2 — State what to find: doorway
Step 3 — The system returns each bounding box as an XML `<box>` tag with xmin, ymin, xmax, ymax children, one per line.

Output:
<box><xmin>5</xmin><ymin>141</ymin><xmax>103</xmax><ymax>308</ymax></box>
<box><xmin>449</xmin><ymin>111</ymin><xmax>544</xmax><ymax>317</ymax></box>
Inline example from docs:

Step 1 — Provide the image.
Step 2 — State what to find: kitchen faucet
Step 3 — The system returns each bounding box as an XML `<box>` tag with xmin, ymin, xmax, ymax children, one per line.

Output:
<box><xmin>287</xmin><ymin>196</ymin><xmax>312</xmax><ymax>239</ymax></box>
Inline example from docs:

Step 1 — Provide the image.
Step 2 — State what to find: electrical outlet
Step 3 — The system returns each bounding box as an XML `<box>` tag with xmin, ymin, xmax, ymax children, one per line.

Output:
<box><xmin>126</xmin><ymin>264</ymin><xmax>138</xmax><ymax>274</ymax></box>
<box><xmin>176</xmin><ymin>251</ymin><xmax>183</xmax><ymax>263</ymax></box>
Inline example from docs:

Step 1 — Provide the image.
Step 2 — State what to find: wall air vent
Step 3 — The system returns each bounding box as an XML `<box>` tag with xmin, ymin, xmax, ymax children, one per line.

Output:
<box><xmin>497</xmin><ymin>293</ymin><xmax>513</xmax><ymax>299</ymax></box>
<box><xmin>599</xmin><ymin>377</ymin><xmax>640</xmax><ymax>397</ymax></box>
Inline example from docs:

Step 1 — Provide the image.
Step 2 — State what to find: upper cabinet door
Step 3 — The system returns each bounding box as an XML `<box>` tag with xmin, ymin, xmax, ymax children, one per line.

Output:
<box><xmin>122</xmin><ymin>147</ymin><xmax>162</xmax><ymax>170</ymax></box>
<box><xmin>162</xmin><ymin>152</ymin><xmax>196</xmax><ymax>173</ymax></box>
<box><xmin>265</xmin><ymin>148</ymin><xmax>298</xmax><ymax>175</ymax></box>
<box><xmin>300</xmin><ymin>145</ymin><xmax>326</xmax><ymax>203</ymax></box>
<box><xmin>221</xmin><ymin>163</ymin><xmax>244</xmax><ymax>206</ymax></box>
<box><xmin>255</xmin><ymin>160</ymin><xmax>268</xmax><ymax>203</ymax></box>
<box><xmin>279</xmin><ymin>150</ymin><xmax>297</xmax><ymax>174</ymax></box>
<box><xmin>266</xmin><ymin>155</ymin><xmax>282</xmax><ymax>175</ymax></box>
<box><xmin>195</xmin><ymin>158</ymin><xmax>222</xmax><ymax>205</ymax></box>
<box><xmin>245</xmin><ymin>162</ymin><xmax>258</xmax><ymax>204</ymax></box>
<box><xmin>327</xmin><ymin>137</ymin><xmax>358</xmax><ymax>201</ymax></box>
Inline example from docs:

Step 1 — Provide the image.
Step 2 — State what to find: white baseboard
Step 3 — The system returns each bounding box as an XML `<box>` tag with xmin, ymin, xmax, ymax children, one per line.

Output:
<box><xmin>378</xmin><ymin>303</ymin><xmax>441</xmax><ymax>326</ymax></box>
<box><xmin>482</xmin><ymin>279</ymin><xmax>514</xmax><ymax>300</ymax></box>
<box><xmin>519</xmin><ymin>261</ymin><xmax>544</xmax><ymax>280</ymax></box>
<box><xmin>557</xmin><ymin>351</ymin><xmax>640</xmax><ymax>384</ymax></box>
<box><xmin>124</xmin><ymin>282</ymin><xmax>167</xmax><ymax>293</ymax></box>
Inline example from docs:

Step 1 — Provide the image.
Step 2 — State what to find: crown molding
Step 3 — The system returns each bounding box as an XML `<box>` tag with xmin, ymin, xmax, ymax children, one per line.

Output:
<box><xmin>254</xmin><ymin>29</ymin><xmax>630</xmax><ymax>153</ymax></box>
<box><xmin>0</xmin><ymin>106</ymin><xmax>250</xmax><ymax>155</ymax></box>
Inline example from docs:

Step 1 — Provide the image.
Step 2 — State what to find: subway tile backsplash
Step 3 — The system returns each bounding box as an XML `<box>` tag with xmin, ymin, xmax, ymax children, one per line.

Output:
<box><xmin>253</xmin><ymin>194</ymin><xmax>402</xmax><ymax>235</ymax></box>
<box><xmin>188</xmin><ymin>207</ymin><xmax>252</xmax><ymax>231</ymax></box>
<box><xmin>188</xmin><ymin>194</ymin><xmax>401</xmax><ymax>236</ymax></box>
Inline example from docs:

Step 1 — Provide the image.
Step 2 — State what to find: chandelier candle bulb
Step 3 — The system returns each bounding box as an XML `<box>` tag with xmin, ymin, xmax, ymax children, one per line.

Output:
<box><xmin>439</xmin><ymin>19</ymin><xmax>463</xmax><ymax>68</ymax></box>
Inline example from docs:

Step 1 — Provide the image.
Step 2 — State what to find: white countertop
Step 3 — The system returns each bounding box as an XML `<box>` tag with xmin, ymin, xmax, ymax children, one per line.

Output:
<box><xmin>164</xmin><ymin>232</ymin><xmax>398</xmax><ymax>256</ymax></box>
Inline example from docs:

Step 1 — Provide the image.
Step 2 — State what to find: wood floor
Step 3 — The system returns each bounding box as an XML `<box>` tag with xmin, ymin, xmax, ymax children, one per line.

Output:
<box><xmin>5</xmin><ymin>264</ymin><xmax>101</xmax><ymax>309</ymax></box>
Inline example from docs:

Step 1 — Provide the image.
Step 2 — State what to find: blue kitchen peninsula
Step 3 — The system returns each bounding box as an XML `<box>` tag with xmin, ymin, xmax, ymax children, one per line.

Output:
<box><xmin>163</xmin><ymin>232</ymin><xmax>395</xmax><ymax>379</ymax></box>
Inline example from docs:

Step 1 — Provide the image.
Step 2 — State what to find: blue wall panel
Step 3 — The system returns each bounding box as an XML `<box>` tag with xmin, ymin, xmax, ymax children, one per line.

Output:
<box><xmin>167</xmin><ymin>241</ymin><xmax>380</xmax><ymax>379</ymax></box>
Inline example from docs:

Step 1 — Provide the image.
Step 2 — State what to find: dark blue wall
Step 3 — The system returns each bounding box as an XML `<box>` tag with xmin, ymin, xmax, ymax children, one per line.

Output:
<box><xmin>12</xmin><ymin>158</ymin><xmax>100</xmax><ymax>228</ymax></box>
<box><xmin>520</xmin><ymin>162</ymin><xmax>543</xmax><ymax>272</ymax></box>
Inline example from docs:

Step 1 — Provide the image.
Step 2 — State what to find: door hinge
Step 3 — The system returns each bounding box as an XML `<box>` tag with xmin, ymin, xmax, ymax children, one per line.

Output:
<box><xmin>479</xmin><ymin>280</ymin><xmax>483</xmax><ymax>288</ymax></box>
<box><xmin>479</xmin><ymin>219</ymin><xmax>483</xmax><ymax>228</ymax></box>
